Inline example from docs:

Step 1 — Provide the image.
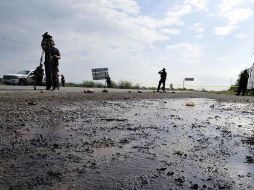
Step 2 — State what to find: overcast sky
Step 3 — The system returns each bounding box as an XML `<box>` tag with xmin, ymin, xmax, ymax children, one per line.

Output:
<box><xmin>1</xmin><ymin>0</ymin><xmax>254</xmax><ymax>89</ymax></box>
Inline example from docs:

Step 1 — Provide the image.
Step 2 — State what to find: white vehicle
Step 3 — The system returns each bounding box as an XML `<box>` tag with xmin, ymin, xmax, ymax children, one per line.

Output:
<box><xmin>247</xmin><ymin>64</ymin><xmax>254</xmax><ymax>90</ymax></box>
<box><xmin>3</xmin><ymin>70</ymin><xmax>62</xmax><ymax>86</ymax></box>
<box><xmin>3</xmin><ymin>70</ymin><xmax>35</xmax><ymax>85</ymax></box>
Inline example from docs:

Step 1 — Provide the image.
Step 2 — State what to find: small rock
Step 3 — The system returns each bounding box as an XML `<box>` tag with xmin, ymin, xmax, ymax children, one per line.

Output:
<box><xmin>174</xmin><ymin>176</ymin><xmax>185</xmax><ymax>185</ymax></box>
<box><xmin>167</xmin><ymin>171</ymin><xmax>174</xmax><ymax>176</ymax></box>
<box><xmin>84</xmin><ymin>90</ymin><xmax>94</xmax><ymax>93</ymax></box>
<box><xmin>246</xmin><ymin>156</ymin><xmax>254</xmax><ymax>163</ymax></box>
<box><xmin>157</xmin><ymin>167</ymin><xmax>167</xmax><ymax>172</ymax></box>
<box><xmin>190</xmin><ymin>184</ymin><xmax>198</xmax><ymax>189</ymax></box>
<box><xmin>185</xmin><ymin>102</ymin><xmax>195</xmax><ymax>106</ymax></box>
<box><xmin>119</xmin><ymin>138</ymin><xmax>130</xmax><ymax>144</ymax></box>
<box><xmin>102</xmin><ymin>89</ymin><xmax>109</xmax><ymax>93</ymax></box>
<box><xmin>28</xmin><ymin>101</ymin><xmax>37</xmax><ymax>105</ymax></box>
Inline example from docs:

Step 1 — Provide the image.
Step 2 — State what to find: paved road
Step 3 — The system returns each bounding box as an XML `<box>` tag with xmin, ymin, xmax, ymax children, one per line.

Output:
<box><xmin>0</xmin><ymin>85</ymin><xmax>157</xmax><ymax>93</ymax></box>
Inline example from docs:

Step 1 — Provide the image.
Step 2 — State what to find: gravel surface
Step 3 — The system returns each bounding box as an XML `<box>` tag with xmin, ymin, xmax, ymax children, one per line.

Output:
<box><xmin>0</xmin><ymin>91</ymin><xmax>254</xmax><ymax>190</ymax></box>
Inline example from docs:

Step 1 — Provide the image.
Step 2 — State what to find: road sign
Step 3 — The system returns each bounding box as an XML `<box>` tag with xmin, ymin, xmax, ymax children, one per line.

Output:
<box><xmin>92</xmin><ymin>68</ymin><xmax>108</xmax><ymax>80</ymax></box>
<box><xmin>184</xmin><ymin>78</ymin><xmax>194</xmax><ymax>81</ymax></box>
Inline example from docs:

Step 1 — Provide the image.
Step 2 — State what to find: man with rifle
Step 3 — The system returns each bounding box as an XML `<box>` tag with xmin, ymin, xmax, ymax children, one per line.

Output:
<box><xmin>41</xmin><ymin>32</ymin><xmax>61</xmax><ymax>90</ymax></box>
<box><xmin>157</xmin><ymin>68</ymin><xmax>167</xmax><ymax>92</ymax></box>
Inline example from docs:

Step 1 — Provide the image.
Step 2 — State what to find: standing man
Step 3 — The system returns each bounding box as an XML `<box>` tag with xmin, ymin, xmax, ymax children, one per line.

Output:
<box><xmin>106</xmin><ymin>74</ymin><xmax>111</xmax><ymax>88</ymax></box>
<box><xmin>41</xmin><ymin>32</ymin><xmax>61</xmax><ymax>90</ymax></box>
<box><xmin>157</xmin><ymin>68</ymin><xmax>167</xmax><ymax>92</ymax></box>
<box><xmin>61</xmin><ymin>75</ymin><xmax>65</xmax><ymax>87</ymax></box>
<box><xmin>50</xmin><ymin>40</ymin><xmax>61</xmax><ymax>90</ymax></box>
<box><xmin>41</xmin><ymin>32</ymin><xmax>53</xmax><ymax>90</ymax></box>
<box><xmin>236</xmin><ymin>69</ymin><xmax>249</xmax><ymax>96</ymax></box>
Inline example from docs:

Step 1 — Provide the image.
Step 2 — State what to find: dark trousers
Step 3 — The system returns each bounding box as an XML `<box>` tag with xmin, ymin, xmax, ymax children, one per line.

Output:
<box><xmin>237</xmin><ymin>83</ymin><xmax>247</xmax><ymax>96</ymax></box>
<box><xmin>157</xmin><ymin>79</ymin><xmax>166</xmax><ymax>92</ymax></box>
<box><xmin>44</xmin><ymin>61</ymin><xmax>52</xmax><ymax>89</ymax></box>
<box><xmin>52</xmin><ymin>64</ymin><xmax>59</xmax><ymax>89</ymax></box>
<box><xmin>107</xmin><ymin>82</ymin><xmax>111</xmax><ymax>88</ymax></box>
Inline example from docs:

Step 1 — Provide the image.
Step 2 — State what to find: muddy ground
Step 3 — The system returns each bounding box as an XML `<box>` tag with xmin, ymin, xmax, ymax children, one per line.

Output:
<box><xmin>0</xmin><ymin>91</ymin><xmax>254</xmax><ymax>190</ymax></box>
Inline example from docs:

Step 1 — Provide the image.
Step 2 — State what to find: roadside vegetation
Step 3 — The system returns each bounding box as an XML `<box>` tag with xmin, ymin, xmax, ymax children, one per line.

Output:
<box><xmin>209</xmin><ymin>85</ymin><xmax>238</xmax><ymax>95</ymax></box>
<box><xmin>65</xmin><ymin>80</ymin><xmax>144</xmax><ymax>89</ymax></box>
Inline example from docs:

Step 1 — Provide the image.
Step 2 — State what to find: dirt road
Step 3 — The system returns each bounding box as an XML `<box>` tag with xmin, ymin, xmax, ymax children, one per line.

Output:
<box><xmin>0</xmin><ymin>91</ymin><xmax>254</xmax><ymax>189</ymax></box>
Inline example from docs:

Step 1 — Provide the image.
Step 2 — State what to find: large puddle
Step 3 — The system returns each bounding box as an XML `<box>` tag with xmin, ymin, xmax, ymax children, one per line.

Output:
<box><xmin>6</xmin><ymin>98</ymin><xmax>254</xmax><ymax>189</ymax></box>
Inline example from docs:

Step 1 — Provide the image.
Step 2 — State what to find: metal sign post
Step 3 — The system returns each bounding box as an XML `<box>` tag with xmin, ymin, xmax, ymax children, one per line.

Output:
<box><xmin>183</xmin><ymin>78</ymin><xmax>194</xmax><ymax>89</ymax></box>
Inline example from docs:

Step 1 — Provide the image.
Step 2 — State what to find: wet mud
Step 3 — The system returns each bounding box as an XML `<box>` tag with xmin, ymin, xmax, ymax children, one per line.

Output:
<box><xmin>0</xmin><ymin>92</ymin><xmax>254</xmax><ymax>189</ymax></box>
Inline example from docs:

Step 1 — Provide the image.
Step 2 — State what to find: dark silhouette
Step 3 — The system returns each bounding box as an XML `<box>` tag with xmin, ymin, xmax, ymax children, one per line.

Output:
<box><xmin>236</xmin><ymin>69</ymin><xmax>249</xmax><ymax>96</ymax></box>
<box><xmin>157</xmin><ymin>68</ymin><xmax>167</xmax><ymax>92</ymax></box>
<box><xmin>61</xmin><ymin>75</ymin><xmax>65</xmax><ymax>87</ymax></box>
<box><xmin>170</xmin><ymin>83</ymin><xmax>174</xmax><ymax>90</ymax></box>
<box><xmin>41</xmin><ymin>32</ymin><xmax>53</xmax><ymax>90</ymax></box>
<box><xmin>51</xmin><ymin>41</ymin><xmax>61</xmax><ymax>91</ymax></box>
<box><xmin>106</xmin><ymin>74</ymin><xmax>111</xmax><ymax>88</ymax></box>
<box><xmin>33</xmin><ymin>64</ymin><xmax>44</xmax><ymax>90</ymax></box>
<box><xmin>41</xmin><ymin>32</ymin><xmax>61</xmax><ymax>90</ymax></box>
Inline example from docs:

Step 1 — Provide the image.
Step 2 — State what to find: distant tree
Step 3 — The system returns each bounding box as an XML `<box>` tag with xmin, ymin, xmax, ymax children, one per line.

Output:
<box><xmin>133</xmin><ymin>83</ymin><xmax>141</xmax><ymax>89</ymax></box>
<box><xmin>110</xmin><ymin>81</ymin><xmax>118</xmax><ymax>88</ymax></box>
<box><xmin>235</xmin><ymin>70</ymin><xmax>244</xmax><ymax>86</ymax></box>
<box><xmin>118</xmin><ymin>80</ymin><xmax>132</xmax><ymax>89</ymax></box>
<box><xmin>82</xmin><ymin>81</ymin><xmax>96</xmax><ymax>88</ymax></box>
<box><xmin>95</xmin><ymin>82</ymin><xmax>105</xmax><ymax>88</ymax></box>
<box><xmin>65</xmin><ymin>82</ymin><xmax>79</xmax><ymax>87</ymax></box>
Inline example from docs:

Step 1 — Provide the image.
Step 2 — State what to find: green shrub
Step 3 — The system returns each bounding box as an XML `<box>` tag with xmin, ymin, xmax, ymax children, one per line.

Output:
<box><xmin>118</xmin><ymin>80</ymin><xmax>133</xmax><ymax>89</ymax></box>
<box><xmin>132</xmin><ymin>83</ymin><xmax>141</xmax><ymax>89</ymax></box>
<box><xmin>82</xmin><ymin>81</ymin><xmax>96</xmax><ymax>88</ymax></box>
<box><xmin>96</xmin><ymin>82</ymin><xmax>105</xmax><ymax>88</ymax></box>
<box><xmin>110</xmin><ymin>81</ymin><xmax>118</xmax><ymax>88</ymax></box>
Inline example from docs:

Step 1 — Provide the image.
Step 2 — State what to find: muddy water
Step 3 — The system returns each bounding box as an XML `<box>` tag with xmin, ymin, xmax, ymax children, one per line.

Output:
<box><xmin>2</xmin><ymin>98</ymin><xmax>254</xmax><ymax>189</ymax></box>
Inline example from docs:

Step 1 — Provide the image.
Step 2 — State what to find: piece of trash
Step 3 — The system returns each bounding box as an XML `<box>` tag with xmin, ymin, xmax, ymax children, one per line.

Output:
<box><xmin>185</xmin><ymin>102</ymin><xmax>195</xmax><ymax>106</ymax></box>
<box><xmin>28</xmin><ymin>101</ymin><xmax>37</xmax><ymax>106</ymax></box>
<box><xmin>84</xmin><ymin>90</ymin><xmax>94</xmax><ymax>93</ymax></box>
<box><xmin>137</xmin><ymin>90</ymin><xmax>142</xmax><ymax>93</ymax></box>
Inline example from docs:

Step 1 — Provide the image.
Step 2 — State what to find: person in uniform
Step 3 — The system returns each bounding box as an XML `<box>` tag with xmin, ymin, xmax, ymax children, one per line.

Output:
<box><xmin>236</xmin><ymin>69</ymin><xmax>249</xmax><ymax>96</ymax></box>
<box><xmin>157</xmin><ymin>68</ymin><xmax>167</xmax><ymax>92</ymax></box>
<box><xmin>50</xmin><ymin>40</ymin><xmax>61</xmax><ymax>90</ymax></box>
<box><xmin>41</xmin><ymin>32</ymin><xmax>61</xmax><ymax>90</ymax></box>
<box><xmin>61</xmin><ymin>75</ymin><xmax>65</xmax><ymax>87</ymax></box>
<box><xmin>41</xmin><ymin>32</ymin><xmax>53</xmax><ymax>90</ymax></box>
<box><xmin>106</xmin><ymin>74</ymin><xmax>111</xmax><ymax>88</ymax></box>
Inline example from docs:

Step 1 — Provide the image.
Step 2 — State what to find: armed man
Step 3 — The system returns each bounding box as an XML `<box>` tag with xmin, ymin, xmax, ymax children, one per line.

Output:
<box><xmin>41</xmin><ymin>32</ymin><xmax>61</xmax><ymax>90</ymax></box>
<box><xmin>50</xmin><ymin>39</ymin><xmax>61</xmax><ymax>90</ymax></box>
<box><xmin>106</xmin><ymin>74</ymin><xmax>111</xmax><ymax>88</ymax></box>
<box><xmin>236</xmin><ymin>69</ymin><xmax>249</xmax><ymax>96</ymax></box>
<box><xmin>157</xmin><ymin>68</ymin><xmax>167</xmax><ymax>92</ymax></box>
